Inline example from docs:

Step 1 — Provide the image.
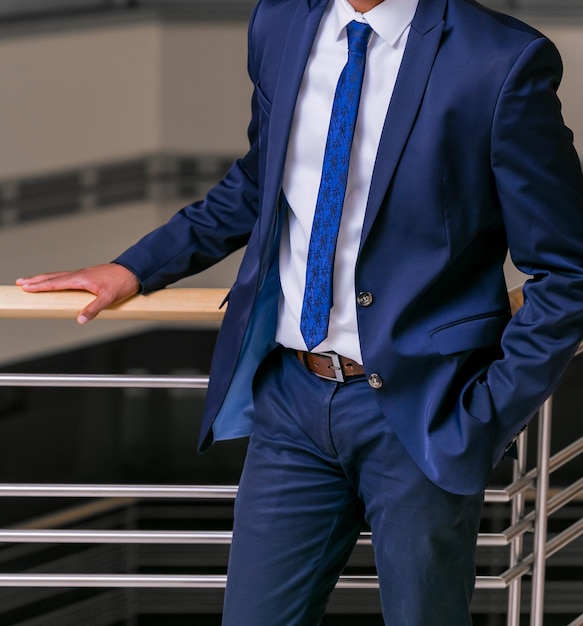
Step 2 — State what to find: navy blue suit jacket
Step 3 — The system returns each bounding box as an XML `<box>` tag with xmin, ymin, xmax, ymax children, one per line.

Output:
<box><xmin>116</xmin><ymin>0</ymin><xmax>583</xmax><ymax>495</ymax></box>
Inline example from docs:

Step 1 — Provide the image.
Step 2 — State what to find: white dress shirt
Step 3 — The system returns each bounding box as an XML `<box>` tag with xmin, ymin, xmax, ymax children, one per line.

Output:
<box><xmin>276</xmin><ymin>0</ymin><xmax>420</xmax><ymax>363</ymax></box>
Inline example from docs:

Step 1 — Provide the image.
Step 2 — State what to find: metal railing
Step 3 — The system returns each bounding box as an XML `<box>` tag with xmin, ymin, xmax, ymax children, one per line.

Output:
<box><xmin>0</xmin><ymin>285</ymin><xmax>582</xmax><ymax>625</ymax></box>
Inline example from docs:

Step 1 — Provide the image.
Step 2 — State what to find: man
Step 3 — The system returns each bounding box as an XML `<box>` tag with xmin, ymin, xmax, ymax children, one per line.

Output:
<box><xmin>18</xmin><ymin>0</ymin><xmax>583</xmax><ymax>623</ymax></box>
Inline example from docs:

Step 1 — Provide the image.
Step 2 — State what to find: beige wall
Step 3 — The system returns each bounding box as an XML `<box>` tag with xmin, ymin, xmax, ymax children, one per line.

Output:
<box><xmin>160</xmin><ymin>23</ymin><xmax>251</xmax><ymax>155</ymax></box>
<box><xmin>0</xmin><ymin>24</ymin><xmax>162</xmax><ymax>179</ymax></box>
<box><xmin>0</xmin><ymin>20</ymin><xmax>251</xmax><ymax>181</ymax></box>
<box><xmin>533</xmin><ymin>22</ymin><xmax>583</xmax><ymax>156</ymax></box>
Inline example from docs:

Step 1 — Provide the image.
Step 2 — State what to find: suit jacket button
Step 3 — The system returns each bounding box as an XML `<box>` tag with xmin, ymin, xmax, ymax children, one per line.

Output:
<box><xmin>357</xmin><ymin>291</ymin><xmax>373</xmax><ymax>307</ymax></box>
<box><xmin>368</xmin><ymin>373</ymin><xmax>383</xmax><ymax>389</ymax></box>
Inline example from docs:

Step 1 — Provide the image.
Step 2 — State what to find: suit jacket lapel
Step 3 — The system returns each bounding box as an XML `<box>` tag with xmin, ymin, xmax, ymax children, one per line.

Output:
<box><xmin>360</xmin><ymin>0</ymin><xmax>447</xmax><ymax>249</ymax></box>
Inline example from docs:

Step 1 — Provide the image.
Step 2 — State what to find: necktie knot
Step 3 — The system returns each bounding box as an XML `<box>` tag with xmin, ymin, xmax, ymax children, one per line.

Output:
<box><xmin>346</xmin><ymin>21</ymin><xmax>372</xmax><ymax>56</ymax></box>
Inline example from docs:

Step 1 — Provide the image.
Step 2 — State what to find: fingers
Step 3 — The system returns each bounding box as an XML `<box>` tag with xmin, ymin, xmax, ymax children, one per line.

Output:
<box><xmin>16</xmin><ymin>272</ymin><xmax>77</xmax><ymax>291</ymax></box>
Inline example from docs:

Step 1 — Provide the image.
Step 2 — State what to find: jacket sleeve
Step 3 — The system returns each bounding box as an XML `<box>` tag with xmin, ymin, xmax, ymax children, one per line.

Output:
<box><xmin>487</xmin><ymin>35</ymin><xmax>583</xmax><ymax>462</ymax></box>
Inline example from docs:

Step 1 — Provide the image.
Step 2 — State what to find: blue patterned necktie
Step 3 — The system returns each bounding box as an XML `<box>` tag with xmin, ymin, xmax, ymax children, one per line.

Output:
<box><xmin>300</xmin><ymin>20</ymin><xmax>373</xmax><ymax>351</ymax></box>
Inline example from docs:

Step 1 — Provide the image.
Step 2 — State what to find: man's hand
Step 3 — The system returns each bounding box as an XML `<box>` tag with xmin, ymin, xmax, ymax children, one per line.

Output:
<box><xmin>16</xmin><ymin>263</ymin><xmax>140</xmax><ymax>325</ymax></box>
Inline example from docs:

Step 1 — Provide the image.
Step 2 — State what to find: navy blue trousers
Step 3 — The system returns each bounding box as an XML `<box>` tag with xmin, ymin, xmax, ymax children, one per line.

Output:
<box><xmin>222</xmin><ymin>348</ymin><xmax>483</xmax><ymax>625</ymax></box>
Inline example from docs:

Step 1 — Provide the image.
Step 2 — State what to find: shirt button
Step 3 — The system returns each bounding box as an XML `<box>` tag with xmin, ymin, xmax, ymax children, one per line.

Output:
<box><xmin>368</xmin><ymin>373</ymin><xmax>383</xmax><ymax>389</ymax></box>
<box><xmin>357</xmin><ymin>291</ymin><xmax>373</xmax><ymax>307</ymax></box>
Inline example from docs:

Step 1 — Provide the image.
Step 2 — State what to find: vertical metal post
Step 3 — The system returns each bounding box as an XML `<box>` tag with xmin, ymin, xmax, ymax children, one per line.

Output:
<box><xmin>530</xmin><ymin>399</ymin><xmax>553</xmax><ymax>626</ymax></box>
<box><xmin>507</xmin><ymin>429</ymin><xmax>529</xmax><ymax>626</ymax></box>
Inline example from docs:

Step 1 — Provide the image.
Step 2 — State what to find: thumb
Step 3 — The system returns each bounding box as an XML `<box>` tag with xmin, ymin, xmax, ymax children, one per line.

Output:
<box><xmin>77</xmin><ymin>293</ymin><xmax>113</xmax><ymax>324</ymax></box>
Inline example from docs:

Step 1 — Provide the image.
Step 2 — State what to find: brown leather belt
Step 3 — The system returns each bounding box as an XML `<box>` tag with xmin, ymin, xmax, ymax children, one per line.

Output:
<box><xmin>296</xmin><ymin>350</ymin><xmax>365</xmax><ymax>383</ymax></box>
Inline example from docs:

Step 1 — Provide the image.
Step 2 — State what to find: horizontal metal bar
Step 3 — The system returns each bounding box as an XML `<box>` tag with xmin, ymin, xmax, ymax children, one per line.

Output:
<box><xmin>0</xmin><ymin>484</ymin><xmax>238</xmax><ymax>498</ymax></box>
<box><xmin>335</xmin><ymin>576</ymin><xmax>379</xmax><ymax>590</ymax></box>
<box><xmin>483</xmin><ymin>489</ymin><xmax>513</xmax><ymax>504</ymax></box>
<box><xmin>0</xmin><ymin>373</ymin><xmax>209</xmax><ymax>389</ymax></box>
<box><xmin>0</xmin><ymin>529</ymin><xmax>234</xmax><ymax>544</ymax></box>
<box><xmin>0</xmin><ymin>574</ymin><xmax>228</xmax><ymax>589</ymax></box>
<box><xmin>0</xmin><ymin>461</ymin><xmax>534</xmax><ymax>504</ymax></box>
<box><xmin>1</xmin><ymin>473</ymin><xmax>580</xmax><ymax>506</ymax></box>
<box><xmin>476</xmin><ymin>532</ymin><xmax>510</xmax><ymax>548</ymax></box>
<box><xmin>0</xmin><ymin>529</ymin><xmax>369</xmax><ymax>547</ymax></box>
<box><xmin>497</xmin><ymin>474</ymin><xmax>535</xmax><ymax>501</ymax></box>
<box><xmin>0</xmin><ymin>526</ymin><xmax>526</xmax><ymax>551</ymax></box>
<box><xmin>474</xmin><ymin>575</ymin><xmax>509</xmax><ymax>591</ymax></box>
<box><xmin>0</xmin><ymin>572</ymin><xmax>512</xmax><ymax>590</ymax></box>
<box><xmin>0</xmin><ymin>480</ymin><xmax>562</xmax><ymax>504</ymax></box>
<box><xmin>484</xmin><ymin>475</ymin><xmax>534</xmax><ymax>503</ymax></box>
<box><xmin>0</xmin><ymin>574</ymin><xmax>384</xmax><ymax>589</ymax></box>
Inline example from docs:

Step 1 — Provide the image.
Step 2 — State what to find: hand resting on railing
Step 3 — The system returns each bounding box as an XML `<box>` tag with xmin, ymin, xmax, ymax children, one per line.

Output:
<box><xmin>16</xmin><ymin>263</ymin><xmax>140</xmax><ymax>325</ymax></box>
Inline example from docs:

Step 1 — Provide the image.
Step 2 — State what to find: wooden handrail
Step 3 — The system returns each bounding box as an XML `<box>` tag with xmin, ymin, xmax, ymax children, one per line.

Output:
<box><xmin>0</xmin><ymin>286</ymin><xmax>228</xmax><ymax>322</ymax></box>
<box><xmin>0</xmin><ymin>284</ymin><xmax>524</xmax><ymax>322</ymax></box>
<box><xmin>508</xmin><ymin>285</ymin><xmax>524</xmax><ymax>317</ymax></box>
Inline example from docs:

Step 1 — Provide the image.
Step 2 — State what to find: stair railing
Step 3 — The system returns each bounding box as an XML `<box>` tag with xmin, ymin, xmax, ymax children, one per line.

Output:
<box><xmin>0</xmin><ymin>284</ymin><xmax>582</xmax><ymax>626</ymax></box>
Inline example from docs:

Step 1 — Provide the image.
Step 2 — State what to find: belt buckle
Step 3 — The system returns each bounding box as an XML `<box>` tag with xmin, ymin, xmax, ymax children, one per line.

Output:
<box><xmin>317</xmin><ymin>352</ymin><xmax>345</xmax><ymax>383</ymax></box>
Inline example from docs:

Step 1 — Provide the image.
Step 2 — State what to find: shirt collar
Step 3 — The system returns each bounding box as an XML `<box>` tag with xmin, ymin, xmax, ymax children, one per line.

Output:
<box><xmin>333</xmin><ymin>0</ymin><xmax>420</xmax><ymax>47</ymax></box>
